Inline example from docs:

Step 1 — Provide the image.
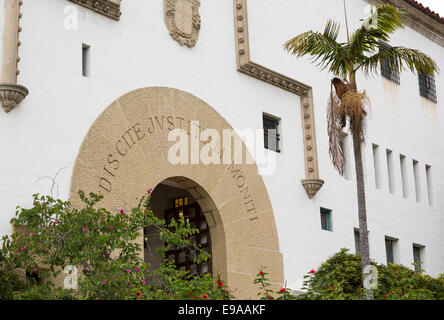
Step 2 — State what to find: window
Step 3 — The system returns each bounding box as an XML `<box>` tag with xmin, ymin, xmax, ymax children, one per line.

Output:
<box><xmin>320</xmin><ymin>208</ymin><xmax>332</xmax><ymax>231</ymax></box>
<box><xmin>386</xmin><ymin>149</ymin><xmax>395</xmax><ymax>194</ymax></box>
<box><xmin>263</xmin><ymin>114</ymin><xmax>281</xmax><ymax>153</ymax></box>
<box><xmin>413</xmin><ymin>160</ymin><xmax>421</xmax><ymax>203</ymax></box>
<box><xmin>372</xmin><ymin>144</ymin><xmax>382</xmax><ymax>189</ymax></box>
<box><xmin>385</xmin><ymin>237</ymin><xmax>398</xmax><ymax>265</ymax></box>
<box><xmin>380</xmin><ymin>42</ymin><xmax>400</xmax><ymax>85</ymax></box>
<box><xmin>354</xmin><ymin>228</ymin><xmax>361</xmax><ymax>255</ymax></box>
<box><xmin>425</xmin><ymin>165</ymin><xmax>433</xmax><ymax>206</ymax></box>
<box><xmin>413</xmin><ymin>244</ymin><xmax>424</xmax><ymax>273</ymax></box>
<box><xmin>400</xmin><ymin>154</ymin><xmax>409</xmax><ymax>199</ymax></box>
<box><xmin>82</xmin><ymin>44</ymin><xmax>90</xmax><ymax>77</ymax></box>
<box><xmin>418</xmin><ymin>71</ymin><xmax>437</xmax><ymax>103</ymax></box>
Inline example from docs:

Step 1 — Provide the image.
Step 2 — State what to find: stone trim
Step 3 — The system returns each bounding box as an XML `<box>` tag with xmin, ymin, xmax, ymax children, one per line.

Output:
<box><xmin>0</xmin><ymin>0</ymin><xmax>28</xmax><ymax>113</ymax></box>
<box><xmin>68</xmin><ymin>0</ymin><xmax>121</xmax><ymax>21</ymax></box>
<box><xmin>370</xmin><ymin>0</ymin><xmax>444</xmax><ymax>47</ymax></box>
<box><xmin>234</xmin><ymin>0</ymin><xmax>324</xmax><ymax>198</ymax></box>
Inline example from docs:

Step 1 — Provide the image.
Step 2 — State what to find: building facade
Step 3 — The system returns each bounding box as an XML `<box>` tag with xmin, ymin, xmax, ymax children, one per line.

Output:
<box><xmin>0</xmin><ymin>0</ymin><xmax>443</xmax><ymax>298</ymax></box>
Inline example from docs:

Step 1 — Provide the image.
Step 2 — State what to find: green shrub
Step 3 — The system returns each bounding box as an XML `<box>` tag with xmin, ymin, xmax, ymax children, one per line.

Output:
<box><xmin>0</xmin><ymin>190</ymin><xmax>231</xmax><ymax>300</ymax></box>
<box><xmin>298</xmin><ymin>248</ymin><xmax>444</xmax><ymax>300</ymax></box>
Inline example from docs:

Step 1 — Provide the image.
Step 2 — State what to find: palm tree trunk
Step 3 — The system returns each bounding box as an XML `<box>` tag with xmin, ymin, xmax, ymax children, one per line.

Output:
<box><xmin>352</xmin><ymin>133</ymin><xmax>373</xmax><ymax>300</ymax></box>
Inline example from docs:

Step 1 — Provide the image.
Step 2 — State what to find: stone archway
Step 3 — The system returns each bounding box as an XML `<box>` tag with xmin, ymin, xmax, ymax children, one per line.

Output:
<box><xmin>69</xmin><ymin>87</ymin><xmax>283</xmax><ymax>299</ymax></box>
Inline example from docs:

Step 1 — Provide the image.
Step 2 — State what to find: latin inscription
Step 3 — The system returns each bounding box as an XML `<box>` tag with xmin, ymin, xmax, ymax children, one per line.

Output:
<box><xmin>98</xmin><ymin>114</ymin><xmax>257</xmax><ymax>215</ymax></box>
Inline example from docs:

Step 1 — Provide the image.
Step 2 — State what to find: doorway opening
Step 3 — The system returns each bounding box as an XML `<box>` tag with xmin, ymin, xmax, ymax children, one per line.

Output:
<box><xmin>144</xmin><ymin>178</ymin><xmax>212</xmax><ymax>275</ymax></box>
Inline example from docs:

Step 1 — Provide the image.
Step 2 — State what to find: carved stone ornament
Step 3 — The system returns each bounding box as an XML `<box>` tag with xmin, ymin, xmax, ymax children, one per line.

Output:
<box><xmin>164</xmin><ymin>0</ymin><xmax>201</xmax><ymax>48</ymax></box>
<box><xmin>0</xmin><ymin>84</ymin><xmax>28</xmax><ymax>113</ymax></box>
<box><xmin>301</xmin><ymin>179</ymin><xmax>325</xmax><ymax>199</ymax></box>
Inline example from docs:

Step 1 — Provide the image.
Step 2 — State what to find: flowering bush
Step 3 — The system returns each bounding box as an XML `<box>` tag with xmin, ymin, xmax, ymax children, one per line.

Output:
<box><xmin>298</xmin><ymin>248</ymin><xmax>444</xmax><ymax>300</ymax></box>
<box><xmin>254</xmin><ymin>267</ymin><xmax>295</xmax><ymax>300</ymax></box>
<box><xmin>0</xmin><ymin>190</ymin><xmax>232</xmax><ymax>300</ymax></box>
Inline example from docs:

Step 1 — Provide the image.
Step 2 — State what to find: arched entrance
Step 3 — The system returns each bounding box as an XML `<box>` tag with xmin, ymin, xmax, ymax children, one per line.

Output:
<box><xmin>144</xmin><ymin>177</ymin><xmax>214</xmax><ymax>276</ymax></box>
<box><xmin>69</xmin><ymin>87</ymin><xmax>283</xmax><ymax>299</ymax></box>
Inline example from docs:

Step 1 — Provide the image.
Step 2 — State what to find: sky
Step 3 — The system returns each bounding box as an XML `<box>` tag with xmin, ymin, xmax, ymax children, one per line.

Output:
<box><xmin>417</xmin><ymin>0</ymin><xmax>444</xmax><ymax>16</ymax></box>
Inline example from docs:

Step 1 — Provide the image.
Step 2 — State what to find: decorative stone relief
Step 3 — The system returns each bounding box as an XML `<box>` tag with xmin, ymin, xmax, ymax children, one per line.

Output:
<box><xmin>164</xmin><ymin>0</ymin><xmax>201</xmax><ymax>48</ymax></box>
<box><xmin>234</xmin><ymin>0</ymin><xmax>324</xmax><ymax>198</ymax></box>
<box><xmin>68</xmin><ymin>0</ymin><xmax>121</xmax><ymax>21</ymax></box>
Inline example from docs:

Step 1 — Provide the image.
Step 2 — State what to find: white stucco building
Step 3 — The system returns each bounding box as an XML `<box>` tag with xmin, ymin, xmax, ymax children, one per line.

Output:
<box><xmin>0</xmin><ymin>0</ymin><xmax>442</xmax><ymax>298</ymax></box>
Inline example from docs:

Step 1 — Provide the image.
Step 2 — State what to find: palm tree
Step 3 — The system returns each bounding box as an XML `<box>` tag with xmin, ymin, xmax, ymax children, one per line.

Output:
<box><xmin>284</xmin><ymin>4</ymin><xmax>438</xmax><ymax>299</ymax></box>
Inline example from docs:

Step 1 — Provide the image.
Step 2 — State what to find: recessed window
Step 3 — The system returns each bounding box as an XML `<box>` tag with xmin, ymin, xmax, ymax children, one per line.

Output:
<box><xmin>263</xmin><ymin>114</ymin><xmax>281</xmax><ymax>153</ymax></box>
<box><xmin>372</xmin><ymin>144</ymin><xmax>382</xmax><ymax>189</ymax></box>
<box><xmin>82</xmin><ymin>43</ymin><xmax>90</xmax><ymax>77</ymax></box>
<box><xmin>425</xmin><ymin>165</ymin><xmax>433</xmax><ymax>206</ymax></box>
<box><xmin>379</xmin><ymin>42</ymin><xmax>400</xmax><ymax>85</ymax></box>
<box><xmin>413</xmin><ymin>160</ymin><xmax>421</xmax><ymax>203</ymax></box>
<box><xmin>400</xmin><ymin>154</ymin><xmax>409</xmax><ymax>199</ymax></box>
<box><xmin>320</xmin><ymin>208</ymin><xmax>332</xmax><ymax>231</ymax></box>
<box><xmin>386</xmin><ymin>149</ymin><xmax>395</xmax><ymax>194</ymax></box>
<box><xmin>418</xmin><ymin>71</ymin><xmax>437</xmax><ymax>103</ymax></box>
<box><xmin>413</xmin><ymin>244</ymin><xmax>425</xmax><ymax>273</ymax></box>
<box><xmin>385</xmin><ymin>237</ymin><xmax>398</xmax><ymax>265</ymax></box>
<box><xmin>354</xmin><ymin>228</ymin><xmax>361</xmax><ymax>255</ymax></box>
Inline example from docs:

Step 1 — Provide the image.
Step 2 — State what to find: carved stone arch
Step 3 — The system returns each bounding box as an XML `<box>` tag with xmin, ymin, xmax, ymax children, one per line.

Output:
<box><xmin>70</xmin><ymin>87</ymin><xmax>283</xmax><ymax>299</ymax></box>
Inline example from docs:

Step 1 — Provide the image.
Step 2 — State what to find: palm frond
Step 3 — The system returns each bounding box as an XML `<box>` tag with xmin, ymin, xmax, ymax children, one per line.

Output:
<box><xmin>283</xmin><ymin>20</ymin><xmax>348</xmax><ymax>77</ymax></box>
<box><xmin>360</xmin><ymin>46</ymin><xmax>439</xmax><ymax>77</ymax></box>
<box><xmin>349</xmin><ymin>4</ymin><xmax>407</xmax><ymax>60</ymax></box>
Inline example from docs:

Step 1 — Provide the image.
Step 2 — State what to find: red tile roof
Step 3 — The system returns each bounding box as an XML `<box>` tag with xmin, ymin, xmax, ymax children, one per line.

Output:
<box><xmin>403</xmin><ymin>0</ymin><xmax>444</xmax><ymax>23</ymax></box>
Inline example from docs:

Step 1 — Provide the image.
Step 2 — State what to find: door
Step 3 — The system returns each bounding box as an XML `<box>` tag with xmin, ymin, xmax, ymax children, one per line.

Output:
<box><xmin>164</xmin><ymin>198</ymin><xmax>212</xmax><ymax>275</ymax></box>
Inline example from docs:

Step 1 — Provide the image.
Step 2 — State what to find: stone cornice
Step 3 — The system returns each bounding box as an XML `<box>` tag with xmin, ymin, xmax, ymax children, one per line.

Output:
<box><xmin>369</xmin><ymin>0</ymin><xmax>444</xmax><ymax>47</ymax></box>
<box><xmin>234</xmin><ymin>0</ymin><xmax>324</xmax><ymax>199</ymax></box>
<box><xmin>68</xmin><ymin>0</ymin><xmax>121</xmax><ymax>21</ymax></box>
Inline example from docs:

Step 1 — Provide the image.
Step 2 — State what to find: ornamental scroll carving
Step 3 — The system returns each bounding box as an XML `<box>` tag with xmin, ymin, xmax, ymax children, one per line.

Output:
<box><xmin>68</xmin><ymin>0</ymin><xmax>121</xmax><ymax>21</ymax></box>
<box><xmin>164</xmin><ymin>0</ymin><xmax>201</xmax><ymax>48</ymax></box>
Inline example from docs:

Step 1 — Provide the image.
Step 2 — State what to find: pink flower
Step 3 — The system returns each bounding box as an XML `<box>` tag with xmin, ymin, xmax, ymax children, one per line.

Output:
<box><xmin>104</xmin><ymin>280</ymin><xmax>107</xmax><ymax>284</ymax></box>
<box><xmin>309</xmin><ymin>269</ymin><xmax>316</xmax><ymax>274</ymax></box>
<box><xmin>145</xmin><ymin>269</ymin><xmax>149</xmax><ymax>273</ymax></box>
<box><xmin>42</xmin><ymin>248</ymin><xmax>47</xmax><ymax>252</ymax></box>
<box><xmin>328</xmin><ymin>286</ymin><xmax>334</xmax><ymax>290</ymax></box>
<box><xmin>259</xmin><ymin>271</ymin><xmax>265</xmax><ymax>275</ymax></box>
<box><xmin>14</xmin><ymin>249</ymin><xmax>19</xmax><ymax>252</ymax></box>
<box><xmin>201</xmin><ymin>294</ymin><xmax>209</xmax><ymax>299</ymax></box>
<box><xmin>112</xmin><ymin>275</ymin><xmax>118</xmax><ymax>279</ymax></box>
<box><xmin>82</xmin><ymin>227</ymin><xmax>88</xmax><ymax>232</ymax></box>
<box><xmin>125</xmin><ymin>269</ymin><xmax>131</xmax><ymax>273</ymax></box>
<box><xmin>109</xmin><ymin>225</ymin><xmax>114</xmax><ymax>230</ymax></box>
<box><xmin>54</xmin><ymin>221</ymin><xmax>59</xmax><ymax>225</ymax></box>
<box><xmin>217</xmin><ymin>280</ymin><xmax>224</xmax><ymax>287</ymax></box>
<box><xmin>141</xmin><ymin>280</ymin><xmax>146</xmax><ymax>285</ymax></box>
<box><xmin>135</xmin><ymin>267</ymin><xmax>140</xmax><ymax>272</ymax></box>
<box><xmin>32</xmin><ymin>268</ymin><xmax>38</xmax><ymax>272</ymax></box>
<box><xmin>147</xmin><ymin>188</ymin><xmax>153</xmax><ymax>195</ymax></box>
<box><xmin>280</xmin><ymin>288</ymin><xmax>286</xmax><ymax>293</ymax></box>
<box><xmin>136</xmin><ymin>291</ymin><xmax>142</xmax><ymax>298</ymax></box>
<box><xmin>21</xmin><ymin>246</ymin><xmax>27</xmax><ymax>251</ymax></box>
<box><xmin>119</xmin><ymin>209</ymin><xmax>125</xmax><ymax>215</ymax></box>
<box><xmin>28</xmin><ymin>232</ymin><xmax>35</xmax><ymax>236</ymax></box>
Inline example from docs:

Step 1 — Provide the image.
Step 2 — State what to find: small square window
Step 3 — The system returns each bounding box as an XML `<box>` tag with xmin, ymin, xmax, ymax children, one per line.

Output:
<box><xmin>320</xmin><ymin>208</ymin><xmax>332</xmax><ymax>231</ymax></box>
<box><xmin>263</xmin><ymin>114</ymin><xmax>281</xmax><ymax>153</ymax></box>
<box><xmin>418</xmin><ymin>71</ymin><xmax>437</xmax><ymax>103</ymax></box>
<box><xmin>379</xmin><ymin>42</ymin><xmax>400</xmax><ymax>85</ymax></box>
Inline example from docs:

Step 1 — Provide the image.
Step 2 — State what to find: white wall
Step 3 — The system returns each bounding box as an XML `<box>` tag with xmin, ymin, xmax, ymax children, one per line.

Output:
<box><xmin>0</xmin><ymin>0</ymin><xmax>442</xmax><ymax>291</ymax></box>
